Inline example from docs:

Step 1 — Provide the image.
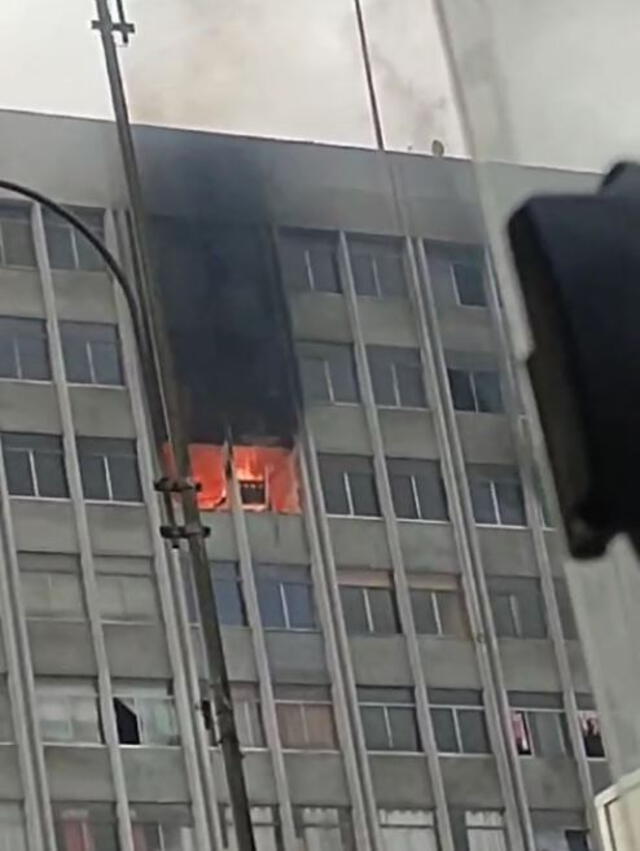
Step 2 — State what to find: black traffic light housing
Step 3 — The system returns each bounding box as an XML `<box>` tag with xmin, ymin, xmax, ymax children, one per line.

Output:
<box><xmin>509</xmin><ymin>163</ymin><xmax>640</xmax><ymax>559</ymax></box>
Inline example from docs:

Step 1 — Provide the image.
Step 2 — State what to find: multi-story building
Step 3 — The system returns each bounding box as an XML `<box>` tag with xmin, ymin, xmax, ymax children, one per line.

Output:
<box><xmin>0</xmin><ymin>108</ymin><xmax>607</xmax><ymax>851</ymax></box>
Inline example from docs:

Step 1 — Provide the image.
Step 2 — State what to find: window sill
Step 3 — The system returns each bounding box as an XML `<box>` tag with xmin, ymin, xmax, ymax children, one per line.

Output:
<box><xmin>263</xmin><ymin>628</ymin><xmax>321</xmax><ymax>635</ymax></box>
<box><xmin>438</xmin><ymin>752</ymin><xmax>493</xmax><ymax>758</ymax></box>
<box><xmin>67</xmin><ymin>382</ymin><xmax>126</xmax><ymax>390</ymax></box>
<box><xmin>396</xmin><ymin>517</ymin><xmax>450</xmax><ymax>526</ymax></box>
<box><xmin>9</xmin><ymin>495</ymin><xmax>70</xmax><ymax>503</ymax></box>
<box><xmin>42</xmin><ymin>742</ymin><xmax>105</xmax><ymax>748</ymax></box>
<box><xmin>326</xmin><ymin>514</ymin><xmax>383</xmax><ymax>521</ymax></box>
<box><xmin>475</xmin><ymin>523</ymin><xmax>528</xmax><ymax>531</ymax></box>
<box><xmin>377</xmin><ymin>405</ymin><xmax>429</xmax><ymax>413</ymax></box>
<box><xmin>281</xmin><ymin>748</ymin><xmax>340</xmax><ymax>754</ymax></box>
<box><xmin>100</xmin><ymin>619</ymin><xmax>159</xmax><ymax>626</ymax></box>
<box><xmin>118</xmin><ymin>743</ymin><xmax>181</xmax><ymax>749</ymax></box>
<box><xmin>366</xmin><ymin>750</ymin><xmax>424</xmax><ymax>756</ymax></box>
<box><xmin>84</xmin><ymin>499</ymin><xmax>144</xmax><ymax>507</ymax></box>
<box><xmin>0</xmin><ymin>377</ymin><xmax>52</xmax><ymax>385</ymax></box>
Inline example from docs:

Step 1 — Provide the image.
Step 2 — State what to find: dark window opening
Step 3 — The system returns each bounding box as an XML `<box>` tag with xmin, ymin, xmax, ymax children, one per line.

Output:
<box><xmin>239</xmin><ymin>479</ymin><xmax>266</xmax><ymax>507</ymax></box>
<box><xmin>113</xmin><ymin>698</ymin><xmax>140</xmax><ymax>745</ymax></box>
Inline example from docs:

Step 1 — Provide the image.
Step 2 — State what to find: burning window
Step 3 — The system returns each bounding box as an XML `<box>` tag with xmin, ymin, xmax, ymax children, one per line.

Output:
<box><xmin>180</xmin><ymin>444</ymin><xmax>300</xmax><ymax>514</ymax></box>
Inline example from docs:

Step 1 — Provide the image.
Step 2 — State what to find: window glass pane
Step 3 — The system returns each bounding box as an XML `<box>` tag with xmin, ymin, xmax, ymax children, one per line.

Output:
<box><xmin>518</xmin><ymin>585</ymin><xmax>547</xmax><ymax>638</ymax></box>
<box><xmin>351</xmin><ymin>253</ymin><xmax>378</xmax><ymax>296</ymax></box>
<box><xmin>0</xmin><ymin>336</ymin><xmax>17</xmax><ymax>378</ymax></box>
<box><xmin>411</xmin><ymin>589</ymin><xmax>438</xmax><ymax>635</ymax></box>
<box><xmin>340</xmin><ymin>586</ymin><xmax>369</xmax><ymax>634</ymax></box>
<box><xmin>301</xmin><ymin>358</ymin><xmax>330</xmax><ymax>403</ymax></box>
<box><xmin>79</xmin><ymin>453</ymin><xmax>108</xmax><ymax>500</ymax></box>
<box><xmin>49</xmin><ymin>574</ymin><xmax>84</xmax><ymax>619</ymax></box>
<box><xmin>38</xmin><ymin>696</ymin><xmax>71</xmax><ymax>741</ymax></box>
<box><xmin>45</xmin><ymin>223</ymin><xmax>75</xmax><ymax>270</ymax></box>
<box><xmin>459</xmin><ymin>709</ymin><xmax>490</xmax><ymax>753</ymax></box>
<box><xmin>388</xmin><ymin>706</ymin><xmax>419</xmax><ymax>751</ymax></box>
<box><xmin>256</xmin><ymin>578</ymin><xmax>286</xmax><ymax>628</ymax></box>
<box><xmin>2</xmin><ymin>220</ymin><xmax>36</xmax><ymax>267</ymax></box>
<box><xmin>75</xmin><ymin>231</ymin><xmax>104</xmax><ymax>272</ymax></box>
<box><xmin>437</xmin><ymin>591</ymin><xmax>466</xmax><ymax>637</ymax></box>
<box><xmin>318</xmin><ymin>463</ymin><xmax>349</xmax><ymax>515</ymax></box>
<box><xmin>390</xmin><ymin>474</ymin><xmax>418</xmax><ymax>519</ymax></box>
<box><xmin>141</xmin><ymin>698</ymin><xmax>179</xmax><ymax>745</ymax></box>
<box><xmin>448</xmin><ymin>369</ymin><xmax>476</xmax><ymax>411</ymax></box>
<box><xmin>453</xmin><ymin>262</ymin><xmax>486</xmax><ymax>306</ymax></box>
<box><xmin>369</xmin><ymin>358</ymin><xmax>396</xmax><ymax>406</ymax></box>
<box><xmin>3</xmin><ymin>447</ymin><xmax>33</xmax><ymax>495</ymax></box>
<box><xmin>368</xmin><ymin>588</ymin><xmax>399</xmax><ymax>634</ymax></box>
<box><xmin>432</xmin><ymin>707</ymin><xmax>458</xmax><ymax>752</ymax></box>
<box><xmin>495</xmin><ymin>480</ymin><xmax>526</xmax><ymax>526</ymax></box>
<box><xmin>580</xmin><ymin>712</ymin><xmax>605</xmax><ymax>758</ymax></box>
<box><xmin>529</xmin><ymin>712</ymin><xmax>567</xmax><ymax>756</ymax></box>
<box><xmin>17</xmin><ymin>333</ymin><xmax>50</xmax><ymax>381</ymax></box>
<box><xmin>490</xmin><ymin>593</ymin><xmax>518</xmax><ymax>638</ymax></box>
<box><xmin>213</xmin><ymin>576</ymin><xmax>246</xmax><ymax>626</ymax></box>
<box><xmin>304</xmin><ymin>704</ymin><xmax>337</xmax><ymax>749</ymax></box>
<box><xmin>469</xmin><ymin>478</ymin><xmax>496</xmax><ymax>524</ymax></box>
<box><xmin>328</xmin><ymin>349</ymin><xmax>358</xmax><ymax>403</ymax></box>
<box><xmin>280</xmin><ymin>239</ymin><xmax>309</xmax><ymax>292</ymax></box>
<box><xmin>34</xmin><ymin>449</ymin><xmax>68</xmax><ymax>498</ymax></box>
<box><xmin>61</xmin><ymin>336</ymin><xmax>91</xmax><ymax>383</ymax></box>
<box><xmin>415</xmin><ymin>470</ymin><xmax>448</xmax><ymax>521</ymax></box>
<box><xmin>376</xmin><ymin>253</ymin><xmax>406</xmax><ymax>297</ymax></box>
<box><xmin>360</xmin><ymin>705</ymin><xmax>389</xmax><ymax>750</ymax></box>
<box><xmin>396</xmin><ymin>364</ymin><xmax>425</xmax><ymax>408</ymax></box>
<box><xmin>276</xmin><ymin>703</ymin><xmax>305</xmax><ymax>748</ymax></box>
<box><xmin>71</xmin><ymin>696</ymin><xmax>101</xmax><ymax>742</ymax></box>
<box><xmin>284</xmin><ymin>582</ymin><xmax>315</xmax><ymax>629</ymax></box>
<box><xmin>348</xmin><ymin>471</ymin><xmax>379</xmax><ymax>516</ymax></box>
<box><xmin>234</xmin><ymin>695</ymin><xmax>265</xmax><ymax>748</ymax></box>
<box><xmin>108</xmin><ymin>455</ymin><xmax>142</xmax><ymax>502</ymax></box>
<box><xmin>511</xmin><ymin>710</ymin><xmax>532</xmax><ymax>755</ymax></box>
<box><xmin>309</xmin><ymin>246</ymin><xmax>340</xmax><ymax>293</ymax></box>
<box><xmin>474</xmin><ymin>371</ymin><xmax>503</xmax><ymax>413</ymax></box>
<box><xmin>91</xmin><ymin>340</ymin><xmax>123</xmax><ymax>385</ymax></box>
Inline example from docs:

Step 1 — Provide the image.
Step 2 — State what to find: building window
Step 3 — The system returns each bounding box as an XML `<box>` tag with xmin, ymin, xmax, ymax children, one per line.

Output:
<box><xmin>0</xmin><ymin>317</ymin><xmax>50</xmax><ymax>381</ymax></box>
<box><xmin>274</xmin><ymin>685</ymin><xmax>338</xmax><ymax>750</ymax></box>
<box><xmin>578</xmin><ymin>709</ymin><xmax>605</xmax><ymax>759</ymax></box>
<box><xmin>77</xmin><ymin>437</ymin><xmax>142</xmax><ymax>502</ymax></box>
<box><xmin>21</xmin><ymin>571</ymin><xmax>84</xmax><ymax>621</ymax></box>
<box><xmin>60</xmin><ymin>322</ymin><xmax>123</xmax><ymax>386</ymax></box>
<box><xmin>566</xmin><ymin>830</ymin><xmax>591</xmax><ymax>851</ymax></box>
<box><xmin>448</xmin><ymin>367</ymin><xmax>503</xmax><ymax>413</ymax></box>
<box><xmin>487</xmin><ymin>577</ymin><xmax>547</xmax><ymax>638</ymax></box>
<box><xmin>54</xmin><ymin>805</ymin><xmax>118</xmax><ymax>851</ymax></box>
<box><xmin>465</xmin><ymin>812</ymin><xmax>507</xmax><ymax>851</ymax></box>
<box><xmin>379</xmin><ymin>810</ymin><xmax>437</xmax><ymax>851</ymax></box>
<box><xmin>96</xmin><ymin>575</ymin><xmax>158</xmax><ymax>623</ymax></box>
<box><xmin>295</xmin><ymin>807</ymin><xmax>353</xmax><ymax>851</ymax></box>
<box><xmin>211</xmin><ymin>561</ymin><xmax>247</xmax><ymax>627</ymax></box>
<box><xmin>468</xmin><ymin>465</ymin><xmax>526</xmax><ymax>526</ymax></box>
<box><xmin>0</xmin><ymin>804</ymin><xmax>27</xmax><ymax>851</ymax></box>
<box><xmin>256</xmin><ymin>564</ymin><xmax>315</xmax><ymax>630</ymax></box>
<box><xmin>131</xmin><ymin>817</ymin><xmax>195</xmax><ymax>851</ymax></box>
<box><xmin>318</xmin><ymin>454</ymin><xmax>380</xmax><ymax>517</ymax></box>
<box><xmin>44</xmin><ymin>207</ymin><xmax>105</xmax><ymax>272</ymax></box>
<box><xmin>36</xmin><ymin>681</ymin><xmax>101</xmax><ymax>744</ymax></box>
<box><xmin>0</xmin><ymin>204</ymin><xmax>36</xmax><ymax>269</ymax></box>
<box><xmin>409</xmin><ymin>575</ymin><xmax>467</xmax><ymax>637</ymax></box>
<box><xmin>358</xmin><ymin>687</ymin><xmax>420</xmax><ymax>752</ymax></box>
<box><xmin>367</xmin><ymin>346</ymin><xmax>426</xmax><ymax>408</ymax></box>
<box><xmin>299</xmin><ymin>342</ymin><xmax>358</xmax><ymax>404</ymax></box>
<box><xmin>348</xmin><ymin>236</ymin><xmax>407</xmax><ymax>298</ymax></box>
<box><xmin>339</xmin><ymin>571</ymin><xmax>399</xmax><ymax>635</ymax></box>
<box><xmin>280</xmin><ymin>230</ymin><xmax>341</xmax><ymax>294</ymax></box>
<box><xmin>223</xmin><ymin>806</ymin><xmax>280</xmax><ymax>851</ymax></box>
<box><xmin>429</xmin><ymin>689</ymin><xmax>490</xmax><ymax>754</ymax></box>
<box><xmin>2</xmin><ymin>432</ymin><xmax>68</xmax><ymax>498</ymax></box>
<box><xmin>231</xmin><ymin>683</ymin><xmax>265</xmax><ymax>748</ymax></box>
<box><xmin>113</xmin><ymin>684</ymin><xmax>179</xmax><ymax>746</ymax></box>
<box><xmin>450</xmin><ymin>251</ymin><xmax>487</xmax><ymax>307</ymax></box>
<box><xmin>388</xmin><ymin>458</ymin><xmax>448</xmax><ymax>521</ymax></box>
<box><xmin>555</xmin><ymin>579</ymin><xmax>579</xmax><ymax>640</ymax></box>
<box><xmin>510</xmin><ymin>709</ymin><xmax>569</xmax><ymax>757</ymax></box>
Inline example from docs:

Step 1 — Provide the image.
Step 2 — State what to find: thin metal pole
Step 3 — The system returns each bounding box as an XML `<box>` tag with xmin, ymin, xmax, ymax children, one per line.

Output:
<box><xmin>87</xmin><ymin>3</ymin><xmax>257</xmax><ymax>846</ymax></box>
<box><xmin>352</xmin><ymin>0</ymin><xmax>385</xmax><ymax>150</ymax></box>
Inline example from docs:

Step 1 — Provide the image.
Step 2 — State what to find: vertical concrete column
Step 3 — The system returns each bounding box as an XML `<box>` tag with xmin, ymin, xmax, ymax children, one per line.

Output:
<box><xmin>32</xmin><ymin>204</ymin><xmax>135</xmax><ymax>851</ymax></box>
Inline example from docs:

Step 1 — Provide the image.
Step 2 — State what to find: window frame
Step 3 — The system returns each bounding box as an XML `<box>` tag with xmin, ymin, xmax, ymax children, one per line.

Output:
<box><xmin>409</xmin><ymin>585</ymin><xmax>467</xmax><ymax>638</ymax></box>
<box><xmin>2</xmin><ymin>432</ymin><xmax>68</xmax><ymax>500</ymax></box>
<box><xmin>368</xmin><ymin>346</ymin><xmax>426</xmax><ymax>409</ymax></box>
<box><xmin>298</xmin><ymin>342</ymin><xmax>359</xmax><ymax>406</ymax></box>
<box><xmin>231</xmin><ymin>683</ymin><xmax>265</xmax><ymax>750</ymax></box>
<box><xmin>448</xmin><ymin>367</ymin><xmax>503</xmax><ymax>414</ymax></box>
<box><xmin>36</xmin><ymin>683</ymin><xmax>102</xmax><ymax>746</ymax></box>
<box><xmin>255</xmin><ymin>564</ymin><xmax>316</xmax><ymax>631</ymax></box>
<box><xmin>387</xmin><ymin>459</ymin><xmax>449</xmax><ymax>523</ymax></box>
<box><xmin>348</xmin><ymin>237</ymin><xmax>407</xmax><ymax>299</ymax></box>
<box><xmin>60</xmin><ymin>322</ymin><xmax>124</xmax><ymax>387</ymax></box>
<box><xmin>339</xmin><ymin>580</ymin><xmax>400</xmax><ymax>635</ymax></box>
<box><xmin>578</xmin><ymin>710</ymin><xmax>606</xmax><ymax>760</ymax></box>
<box><xmin>429</xmin><ymin>695</ymin><xmax>491</xmax><ymax>756</ymax></box>
<box><xmin>274</xmin><ymin>686</ymin><xmax>338</xmax><ymax>751</ymax></box>
<box><xmin>358</xmin><ymin>688</ymin><xmax>421</xmax><ymax>752</ymax></box>
<box><xmin>451</xmin><ymin>259</ymin><xmax>487</xmax><ymax>308</ymax></box>
<box><xmin>96</xmin><ymin>574</ymin><xmax>158</xmax><ymax>624</ymax></box>
<box><xmin>43</xmin><ymin>208</ymin><xmax>106</xmax><ymax>273</ymax></box>
<box><xmin>76</xmin><ymin>437</ymin><xmax>142</xmax><ymax>504</ymax></box>
<box><xmin>0</xmin><ymin>204</ymin><xmax>36</xmax><ymax>270</ymax></box>
<box><xmin>112</xmin><ymin>687</ymin><xmax>180</xmax><ymax>747</ymax></box>
<box><xmin>468</xmin><ymin>469</ymin><xmax>527</xmax><ymax>528</ymax></box>
<box><xmin>0</xmin><ymin>317</ymin><xmax>50</xmax><ymax>382</ymax></box>
<box><xmin>510</xmin><ymin>707</ymin><xmax>570</xmax><ymax>757</ymax></box>
<box><xmin>21</xmin><ymin>570</ymin><xmax>84</xmax><ymax>622</ymax></box>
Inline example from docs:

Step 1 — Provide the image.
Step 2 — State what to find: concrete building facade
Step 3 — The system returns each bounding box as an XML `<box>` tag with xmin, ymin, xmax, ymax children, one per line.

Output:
<box><xmin>0</xmin><ymin>109</ymin><xmax>607</xmax><ymax>851</ymax></box>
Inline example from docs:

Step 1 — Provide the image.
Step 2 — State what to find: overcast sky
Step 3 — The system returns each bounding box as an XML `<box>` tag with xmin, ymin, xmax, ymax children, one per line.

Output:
<box><xmin>1</xmin><ymin>0</ymin><xmax>639</xmax><ymax>172</ymax></box>
<box><xmin>0</xmin><ymin>0</ymin><xmax>465</xmax><ymax>155</ymax></box>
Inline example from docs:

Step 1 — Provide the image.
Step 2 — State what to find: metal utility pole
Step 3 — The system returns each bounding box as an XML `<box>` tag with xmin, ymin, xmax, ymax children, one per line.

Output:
<box><xmin>91</xmin><ymin>2</ymin><xmax>257</xmax><ymax>849</ymax></box>
<box><xmin>352</xmin><ymin>0</ymin><xmax>385</xmax><ymax>150</ymax></box>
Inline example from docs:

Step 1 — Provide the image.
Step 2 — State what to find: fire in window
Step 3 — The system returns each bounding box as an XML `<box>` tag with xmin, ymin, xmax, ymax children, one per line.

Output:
<box><xmin>173</xmin><ymin>444</ymin><xmax>301</xmax><ymax>514</ymax></box>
